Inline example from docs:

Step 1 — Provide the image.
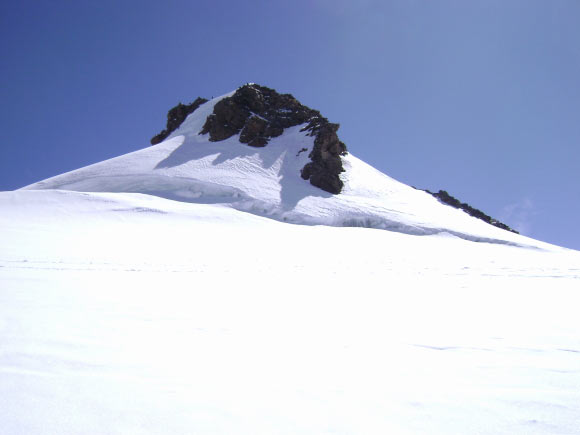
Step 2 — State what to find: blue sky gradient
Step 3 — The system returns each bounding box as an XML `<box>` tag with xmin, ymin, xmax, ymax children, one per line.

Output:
<box><xmin>1</xmin><ymin>0</ymin><xmax>579</xmax><ymax>249</ymax></box>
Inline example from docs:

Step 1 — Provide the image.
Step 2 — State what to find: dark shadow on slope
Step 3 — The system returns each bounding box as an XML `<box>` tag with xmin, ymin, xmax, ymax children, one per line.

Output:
<box><xmin>335</xmin><ymin>215</ymin><xmax>542</xmax><ymax>249</ymax></box>
<box><xmin>155</xmin><ymin>137</ymin><xmax>280</xmax><ymax>170</ymax></box>
<box><xmin>154</xmin><ymin>136</ymin><xmax>332</xmax><ymax>210</ymax></box>
<box><xmin>278</xmin><ymin>151</ymin><xmax>333</xmax><ymax>210</ymax></box>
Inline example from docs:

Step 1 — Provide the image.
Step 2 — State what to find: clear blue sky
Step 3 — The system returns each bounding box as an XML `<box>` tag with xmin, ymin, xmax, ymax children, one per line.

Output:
<box><xmin>1</xmin><ymin>0</ymin><xmax>579</xmax><ymax>250</ymax></box>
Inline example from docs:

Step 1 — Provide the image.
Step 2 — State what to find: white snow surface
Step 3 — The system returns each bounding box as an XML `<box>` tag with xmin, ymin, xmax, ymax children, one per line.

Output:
<box><xmin>22</xmin><ymin>94</ymin><xmax>546</xmax><ymax>248</ymax></box>
<box><xmin>3</xmin><ymin>92</ymin><xmax>580</xmax><ymax>434</ymax></box>
<box><xmin>1</xmin><ymin>189</ymin><xmax>579</xmax><ymax>435</ymax></box>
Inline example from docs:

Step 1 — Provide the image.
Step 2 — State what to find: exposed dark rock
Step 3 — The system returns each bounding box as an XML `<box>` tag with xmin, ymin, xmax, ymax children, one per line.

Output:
<box><xmin>300</xmin><ymin>121</ymin><xmax>347</xmax><ymax>194</ymax></box>
<box><xmin>200</xmin><ymin>84</ymin><xmax>319</xmax><ymax>143</ymax></box>
<box><xmin>200</xmin><ymin>84</ymin><xmax>348</xmax><ymax>194</ymax></box>
<box><xmin>201</xmin><ymin>98</ymin><xmax>249</xmax><ymax>142</ymax></box>
<box><xmin>239</xmin><ymin>116</ymin><xmax>268</xmax><ymax>147</ymax></box>
<box><xmin>150</xmin><ymin>97</ymin><xmax>208</xmax><ymax>145</ymax></box>
<box><xmin>426</xmin><ymin>189</ymin><xmax>518</xmax><ymax>233</ymax></box>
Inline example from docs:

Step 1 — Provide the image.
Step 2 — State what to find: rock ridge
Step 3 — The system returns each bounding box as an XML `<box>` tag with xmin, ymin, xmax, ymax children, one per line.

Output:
<box><xmin>426</xmin><ymin>189</ymin><xmax>518</xmax><ymax>233</ymax></box>
<box><xmin>150</xmin><ymin>97</ymin><xmax>208</xmax><ymax>145</ymax></box>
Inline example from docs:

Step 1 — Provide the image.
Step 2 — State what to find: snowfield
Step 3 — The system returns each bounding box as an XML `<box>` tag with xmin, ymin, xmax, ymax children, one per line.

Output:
<box><xmin>2</xmin><ymin>190</ymin><xmax>579</xmax><ymax>435</ymax></box>
<box><xmin>2</xmin><ymin>93</ymin><xmax>580</xmax><ymax>434</ymax></box>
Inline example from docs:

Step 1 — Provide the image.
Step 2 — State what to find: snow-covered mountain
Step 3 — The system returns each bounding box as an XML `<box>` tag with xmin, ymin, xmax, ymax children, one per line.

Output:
<box><xmin>2</xmin><ymin>84</ymin><xmax>579</xmax><ymax>434</ymax></box>
<box><xmin>22</xmin><ymin>84</ymin><xmax>538</xmax><ymax>248</ymax></box>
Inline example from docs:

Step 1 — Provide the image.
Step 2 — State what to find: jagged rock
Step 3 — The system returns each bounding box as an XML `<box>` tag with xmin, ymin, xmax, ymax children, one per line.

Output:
<box><xmin>150</xmin><ymin>97</ymin><xmax>208</xmax><ymax>145</ymax></box>
<box><xmin>201</xmin><ymin>98</ymin><xmax>249</xmax><ymax>142</ymax></box>
<box><xmin>300</xmin><ymin>122</ymin><xmax>347</xmax><ymax>194</ymax></box>
<box><xmin>200</xmin><ymin>84</ymin><xmax>318</xmax><ymax>143</ymax></box>
<box><xmin>200</xmin><ymin>84</ymin><xmax>348</xmax><ymax>194</ymax></box>
<box><xmin>239</xmin><ymin>115</ymin><xmax>268</xmax><ymax>147</ymax></box>
<box><xmin>428</xmin><ymin>189</ymin><xmax>518</xmax><ymax>233</ymax></box>
<box><xmin>150</xmin><ymin>84</ymin><xmax>349</xmax><ymax>194</ymax></box>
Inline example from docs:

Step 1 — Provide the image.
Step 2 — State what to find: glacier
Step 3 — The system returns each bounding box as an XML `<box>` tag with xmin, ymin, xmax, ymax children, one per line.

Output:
<box><xmin>2</xmin><ymin>89</ymin><xmax>580</xmax><ymax>434</ymax></box>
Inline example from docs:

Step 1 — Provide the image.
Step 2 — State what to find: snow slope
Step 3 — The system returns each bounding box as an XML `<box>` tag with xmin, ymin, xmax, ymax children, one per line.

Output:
<box><xmin>5</xmin><ymin>88</ymin><xmax>580</xmax><ymax>433</ymax></box>
<box><xmin>22</xmin><ymin>93</ymin><xmax>543</xmax><ymax>248</ymax></box>
<box><xmin>1</xmin><ymin>189</ymin><xmax>580</xmax><ymax>435</ymax></box>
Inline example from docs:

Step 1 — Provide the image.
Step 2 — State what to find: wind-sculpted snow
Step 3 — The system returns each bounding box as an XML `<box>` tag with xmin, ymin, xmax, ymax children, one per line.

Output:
<box><xmin>1</xmin><ymin>189</ymin><xmax>579</xmax><ymax>435</ymax></box>
<box><xmin>22</xmin><ymin>93</ymin><xmax>546</xmax><ymax>249</ymax></box>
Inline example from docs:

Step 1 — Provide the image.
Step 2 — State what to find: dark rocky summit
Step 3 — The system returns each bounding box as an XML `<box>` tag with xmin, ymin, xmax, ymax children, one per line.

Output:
<box><xmin>426</xmin><ymin>189</ymin><xmax>518</xmax><ymax>233</ymax></box>
<box><xmin>200</xmin><ymin>84</ymin><xmax>315</xmax><ymax>145</ymax></box>
<box><xmin>150</xmin><ymin>97</ymin><xmax>208</xmax><ymax>145</ymax></box>
<box><xmin>150</xmin><ymin>84</ymin><xmax>348</xmax><ymax>194</ymax></box>
<box><xmin>200</xmin><ymin>84</ymin><xmax>348</xmax><ymax>194</ymax></box>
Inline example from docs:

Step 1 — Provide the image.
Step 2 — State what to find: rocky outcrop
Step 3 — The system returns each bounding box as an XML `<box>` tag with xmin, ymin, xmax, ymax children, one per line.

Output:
<box><xmin>426</xmin><ymin>189</ymin><xmax>518</xmax><ymax>233</ymax></box>
<box><xmin>300</xmin><ymin>119</ymin><xmax>347</xmax><ymax>194</ymax></box>
<box><xmin>200</xmin><ymin>84</ymin><xmax>348</xmax><ymax>194</ymax></box>
<box><xmin>200</xmin><ymin>84</ymin><xmax>319</xmax><ymax>145</ymax></box>
<box><xmin>150</xmin><ymin>85</ymin><xmax>348</xmax><ymax>193</ymax></box>
<box><xmin>150</xmin><ymin>97</ymin><xmax>208</xmax><ymax>145</ymax></box>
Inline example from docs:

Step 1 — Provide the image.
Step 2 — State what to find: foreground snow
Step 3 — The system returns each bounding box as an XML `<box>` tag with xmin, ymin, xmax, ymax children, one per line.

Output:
<box><xmin>1</xmin><ymin>190</ymin><xmax>579</xmax><ymax>434</ymax></box>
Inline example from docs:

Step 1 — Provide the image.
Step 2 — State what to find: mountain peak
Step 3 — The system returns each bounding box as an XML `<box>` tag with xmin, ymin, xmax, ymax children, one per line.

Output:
<box><xmin>151</xmin><ymin>84</ymin><xmax>348</xmax><ymax>194</ymax></box>
<box><xmin>23</xmin><ymin>85</ymin><xmax>534</xmax><ymax>247</ymax></box>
